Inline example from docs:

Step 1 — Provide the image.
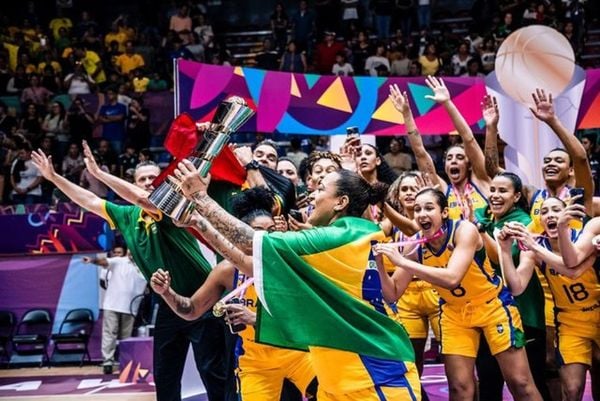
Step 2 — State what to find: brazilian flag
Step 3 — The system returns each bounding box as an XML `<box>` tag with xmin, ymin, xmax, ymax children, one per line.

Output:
<box><xmin>252</xmin><ymin>216</ymin><xmax>414</xmax><ymax>362</ymax></box>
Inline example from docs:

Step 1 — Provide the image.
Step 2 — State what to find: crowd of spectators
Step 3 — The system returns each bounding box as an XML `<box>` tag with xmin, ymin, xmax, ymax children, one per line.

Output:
<box><xmin>0</xmin><ymin>0</ymin><xmax>595</xmax><ymax>205</ymax></box>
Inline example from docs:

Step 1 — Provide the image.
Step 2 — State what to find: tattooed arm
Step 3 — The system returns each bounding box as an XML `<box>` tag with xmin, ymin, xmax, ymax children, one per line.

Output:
<box><xmin>175</xmin><ymin>158</ymin><xmax>256</xmax><ymax>255</ymax></box>
<box><xmin>150</xmin><ymin>261</ymin><xmax>236</xmax><ymax>320</ymax></box>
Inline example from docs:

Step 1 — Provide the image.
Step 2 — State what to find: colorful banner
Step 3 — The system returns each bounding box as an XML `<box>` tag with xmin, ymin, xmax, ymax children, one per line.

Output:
<box><xmin>577</xmin><ymin>68</ymin><xmax>600</xmax><ymax>130</ymax></box>
<box><xmin>0</xmin><ymin>203</ymin><xmax>113</xmax><ymax>254</ymax></box>
<box><xmin>176</xmin><ymin>60</ymin><xmax>488</xmax><ymax>135</ymax></box>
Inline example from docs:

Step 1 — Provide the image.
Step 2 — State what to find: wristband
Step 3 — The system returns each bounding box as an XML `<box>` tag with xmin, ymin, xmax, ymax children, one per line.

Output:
<box><xmin>245</xmin><ymin>160</ymin><xmax>260</xmax><ymax>171</ymax></box>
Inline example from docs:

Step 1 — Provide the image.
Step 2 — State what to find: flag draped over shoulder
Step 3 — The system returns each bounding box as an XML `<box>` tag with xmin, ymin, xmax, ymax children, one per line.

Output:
<box><xmin>252</xmin><ymin>216</ymin><xmax>414</xmax><ymax>363</ymax></box>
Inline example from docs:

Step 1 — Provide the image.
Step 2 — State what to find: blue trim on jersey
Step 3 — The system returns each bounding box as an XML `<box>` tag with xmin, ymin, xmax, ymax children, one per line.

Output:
<box><xmin>473</xmin><ymin>248</ymin><xmax>499</xmax><ymax>285</ymax></box>
<box><xmin>470</xmin><ymin>180</ymin><xmax>490</xmax><ymax>205</ymax></box>
<box><xmin>359</xmin><ymin>355</ymin><xmax>411</xmax><ymax>387</ymax></box>
<box><xmin>498</xmin><ymin>287</ymin><xmax>517</xmax><ymax>347</ymax></box>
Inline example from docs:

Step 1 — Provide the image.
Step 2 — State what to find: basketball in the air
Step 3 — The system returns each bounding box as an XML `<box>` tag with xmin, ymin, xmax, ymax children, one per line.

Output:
<box><xmin>495</xmin><ymin>25</ymin><xmax>575</xmax><ymax>106</ymax></box>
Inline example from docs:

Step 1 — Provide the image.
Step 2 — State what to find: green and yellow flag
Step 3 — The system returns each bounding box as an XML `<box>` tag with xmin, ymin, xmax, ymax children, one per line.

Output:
<box><xmin>252</xmin><ymin>216</ymin><xmax>414</xmax><ymax>362</ymax></box>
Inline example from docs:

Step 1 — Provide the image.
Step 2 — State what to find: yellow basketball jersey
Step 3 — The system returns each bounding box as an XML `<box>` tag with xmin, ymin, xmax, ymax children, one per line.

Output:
<box><xmin>446</xmin><ymin>181</ymin><xmax>489</xmax><ymax>221</ymax></box>
<box><xmin>538</xmin><ymin>234</ymin><xmax>600</xmax><ymax>312</ymax></box>
<box><xmin>233</xmin><ymin>271</ymin><xmax>259</xmax><ymax>342</ymax></box>
<box><xmin>417</xmin><ymin>219</ymin><xmax>501</xmax><ymax>304</ymax></box>
<box><xmin>529</xmin><ymin>188</ymin><xmax>582</xmax><ymax>234</ymax></box>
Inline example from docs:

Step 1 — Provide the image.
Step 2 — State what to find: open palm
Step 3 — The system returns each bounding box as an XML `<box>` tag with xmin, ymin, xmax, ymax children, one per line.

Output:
<box><xmin>530</xmin><ymin>88</ymin><xmax>555</xmax><ymax>123</ymax></box>
<box><xmin>481</xmin><ymin>95</ymin><xmax>499</xmax><ymax>126</ymax></box>
<box><xmin>31</xmin><ymin>150</ymin><xmax>56</xmax><ymax>180</ymax></box>
<box><xmin>424</xmin><ymin>75</ymin><xmax>450</xmax><ymax>104</ymax></box>
<box><xmin>388</xmin><ymin>83</ymin><xmax>410</xmax><ymax>114</ymax></box>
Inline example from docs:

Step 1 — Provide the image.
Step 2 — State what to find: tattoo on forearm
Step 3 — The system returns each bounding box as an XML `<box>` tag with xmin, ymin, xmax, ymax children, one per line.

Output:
<box><xmin>193</xmin><ymin>216</ymin><xmax>249</xmax><ymax>268</ymax></box>
<box><xmin>173</xmin><ymin>293</ymin><xmax>195</xmax><ymax>315</ymax></box>
<box><xmin>193</xmin><ymin>193</ymin><xmax>254</xmax><ymax>253</ymax></box>
<box><xmin>485</xmin><ymin>144</ymin><xmax>499</xmax><ymax>175</ymax></box>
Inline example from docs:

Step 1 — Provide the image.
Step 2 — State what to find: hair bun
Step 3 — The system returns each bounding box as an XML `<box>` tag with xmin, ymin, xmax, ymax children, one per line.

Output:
<box><xmin>231</xmin><ymin>186</ymin><xmax>275</xmax><ymax>219</ymax></box>
<box><xmin>367</xmin><ymin>182</ymin><xmax>389</xmax><ymax>205</ymax></box>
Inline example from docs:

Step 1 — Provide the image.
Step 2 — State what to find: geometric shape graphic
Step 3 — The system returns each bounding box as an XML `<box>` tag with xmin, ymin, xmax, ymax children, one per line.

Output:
<box><xmin>290</xmin><ymin>74</ymin><xmax>301</xmax><ymax>97</ymax></box>
<box><xmin>233</xmin><ymin>66</ymin><xmax>244</xmax><ymax>77</ymax></box>
<box><xmin>243</xmin><ymin>67</ymin><xmax>266</xmax><ymax>103</ymax></box>
<box><xmin>371</xmin><ymin>97</ymin><xmax>405</xmax><ymax>124</ymax></box>
<box><xmin>407</xmin><ymin>82</ymin><xmax>437</xmax><ymax>115</ymax></box>
<box><xmin>316</xmin><ymin>77</ymin><xmax>353</xmax><ymax>113</ymax></box>
<box><xmin>579</xmin><ymin>93</ymin><xmax>600</xmax><ymax>129</ymax></box>
<box><xmin>305</xmin><ymin>73</ymin><xmax>320</xmax><ymax>89</ymax></box>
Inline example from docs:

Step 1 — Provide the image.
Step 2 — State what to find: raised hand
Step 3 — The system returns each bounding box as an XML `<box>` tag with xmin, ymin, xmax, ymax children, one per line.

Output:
<box><xmin>481</xmin><ymin>94</ymin><xmax>499</xmax><ymax>126</ymax></box>
<box><xmin>424</xmin><ymin>75</ymin><xmax>451</xmax><ymax>104</ymax></box>
<box><xmin>273</xmin><ymin>215</ymin><xmax>289</xmax><ymax>232</ymax></box>
<box><xmin>530</xmin><ymin>88</ymin><xmax>556</xmax><ymax>124</ymax></box>
<box><xmin>31</xmin><ymin>149</ymin><xmax>57</xmax><ymax>181</ymax></box>
<box><xmin>150</xmin><ymin>268</ymin><xmax>171</xmax><ymax>295</ymax></box>
<box><xmin>232</xmin><ymin>145</ymin><xmax>254</xmax><ymax>166</ymax></box>
<box><xmin>174</xmin><ymin>159</ymin><xmax>211</xmax><ymax>199</ymax></box>
<box><xmin>557</xmin><ymin>201</ymin><xmax>586</xmax><ymax>228</ymax></box>
<box><xmin>82</xmin><ymin>140</ymin><xmax>102</xmax><ymax>176</ymax></box>
<box><xmin>388</xmin><ymin>84</ymin><xmax>411</xmax><ymax>115</ymax></box>
<box><xmin>415</xmin><ymin>172</ymin><xmax>438</xmax><ymax>192</ymax></box>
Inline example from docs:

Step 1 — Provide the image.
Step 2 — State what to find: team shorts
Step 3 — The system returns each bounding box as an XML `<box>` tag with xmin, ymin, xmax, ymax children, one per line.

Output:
<box><xmin>555</xmin><ymin>307</ymin><xmax>600</xmax><ymax>366</ymax></box>
<box><xmin>395</xmin><ymin>280</ymin><xmax>441</xmax><ymax>340</ymax></box>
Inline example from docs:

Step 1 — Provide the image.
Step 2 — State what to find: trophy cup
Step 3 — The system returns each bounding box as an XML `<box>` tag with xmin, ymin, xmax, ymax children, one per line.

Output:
<box><xmin>148</xmin><ymin>96</ymin><xmax>254</xmax><ymax>222</ymax></box>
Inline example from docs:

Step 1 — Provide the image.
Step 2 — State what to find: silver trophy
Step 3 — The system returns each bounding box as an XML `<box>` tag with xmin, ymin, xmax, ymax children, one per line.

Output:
<box><xmin>148</xmin><ymin>96</ymin><xmax>254</xmax><ymax>222</ymax></box>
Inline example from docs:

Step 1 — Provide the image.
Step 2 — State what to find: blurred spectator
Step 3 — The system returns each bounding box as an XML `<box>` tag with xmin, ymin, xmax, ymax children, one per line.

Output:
<box><xmin>286</xmin><ymin>137</ymin><xmax>309</xmax><ymax>168</ymax></box>
<box><xmin>97</xmin><ymin>87</ymin><xmax>127</xmax><ymax>154</ymax></box>
<box><xmin>255</xmin><ymin>38</ymin><xmax>279</xmax><ymax>70</ymax></box>
<box><xmin>351</xmin><ymin>31</ymin><xmax>372</xmax><ymax>75</ymax></box>
<box><xmin>138</xmin><ymin>148</ymin><xmax>152</xmax><ymax>162</ymax></box>
<box><xmin>417</xmin><ymin>0</ymin><xmax>431</xmax><ymax>29</ymax></box>
<box><xmin>18</xmin><ymin>102</ymin><xmax>43</xmax><ymax>141</ymax></box>
<box><xmin>73</xmin><ymin>43</ymin><xmax>107</xmax><ymax>87</ymax></box>
<box><xmin>0</xmin><ymin>102</ymin><xmax>18</xmax><ymax>136</ymax></box>
<box><xmin>277</xmin><ymin>157</ymin><xmax>301</xmax><ymax>186</ymax></box>
<box><xmin>395</xmin><ymin>0</ymin><xmax>415</xmax><ymax>39</ymax></box>
<box><xmin>291</xmin><ymin>0</ymin><xmax>315</xmax><ymax>52</ymax></box>
<box><xmin>6</xmin><ymin>64</ymin><xmax>28</xmax><ymax>95</ymax></box>
<box><xmin>170</xmin><ymin>4</ymin><xmax>193</xmax><ymax>43</ymax></box>
<box><xmin>80</xmin><ymin>151</ymin><xmax>110</xmax><ymax>198</ymax></box>
<box><xmin>383</xmin><ymin>137</ymin><xmax>413</xmax><ymax>174</ymax></box>
<box><xmin>41</xmin><ymin>65</ymin><xmax>63</xmax><ymax>94</ymax></box>
<box><xmin>563</xmin><ymin>20</ymin><xmax>580</xmax><ymax>56</ymax></box>
<box><xmin>450</xmin><ymin>42</ymin><xmax>472</xmax><ymax>76</ymax></box>
<box><xmin>461</xmin><ymin>58</ymin><xmax>485</xmax><ymax>78</ymax></box>
<box><xmin>522</xmin><ymin>2</ymin><xmax>537</xmax><ymax>25</ymax></box>
<box><xmin>104</xmin><ymin>21</ymin><xmax>128</xmax><ymax>53</ymax></box>
<box><xmin>37</xmin><ymin>51</ymin><xmax>62</xmax><ymax>77</ymax></box>
<box><xmin>64</xmin><ymin>62</ymin><xmax>95</xmax><ymax>95</ymax></box>
<box><xmin>55</xmin><ymin>26</ymin><xmax>73</xmax><ymax>56</ymax></box>
<box><xmin>96</xmin><ymin>139</ymin><xmax>118</xmax><ymax>175</ymax></box>
<box><xmin>418</xmin><ymin>42</ymin><xmax>442</xmax><ymax>76</ymax></box>
<box><xmin>67</xmin><ymin>97</ymin><xmax>95</xmax><ymax>144</ymax></box>
<box><xmin>372</xmin><ymin>0</ymin><xmax>395</xmax><ymax>39</ymax></box>
<box><xmin>115</xmin><ymin>41</ymin><xmax>146</xmax><ymax>76</ymax></box>
<box><xmin>74</xmin><ymin>10</ymin><xmax>98</xmax><ymax>40</ymax></box>
<box><xmin>341</xmin><ymin>0</ymin><xmax>359</xmax><ymax>39</ymax></box>
<box><xmin>118</xmin><ymin>143</ymin><xmax>138</xmax><ymax>179</ymax></box>
<box><xmin>271</xmin><ymin>2</ymin><xmax>289</xmax><ymax>53</ymax></box>
<box><xmin>186</xmin><ymin>32</ymin><xmax>205</xmax><ymax>61</ymax></box>
<box><xmin>10</xmin><ymin>142</ymin><xmax>42</xmax><ymax>204</ymax></box>
<box><xmin>314</xmin><ymin>31</ymin><xmax>345</xmax><ymax>74</ymax></box>
<box><xmin>49</xmin><ymin>8</ymin><xmax>72</xmax><ymax>41</ymax></box>
<box><xmin>126</xmin><ymin>97</ymin><xmax>150</xmax><ymax>149</ymax></box>
<box><xmin>62</xmin><ymin>142</ymin><xmax>85</xmax><ymax>183</ymax></box>
<box><xmin>332</xmin><ymin>51</ymin><xmax>354</xmax><ymax>76</ymax></box>
<box><xmin>193</xmin><ymin>14</ymin><xmax>214</xmax><ymax>47</ymax></box>
<box><xmin>20</xmin><ymin>74</ymin><xmax>54</xmax><ymax>113</ymax></box>
<box><xmin>131</xmin><ymin>69</ymin><xmax>150</xmax><ymax>93</ymax></box>
<box><xmin>365</xmin><ymin>43</ymin><xmax>390</xmax><ymax>76</ymax></box>
<box><xmin>105</xmin><ymin>40</ymin><xmax>123</xmax><ymax>74</ymax></box>
<box><xmin>147</xmin><ymin>72</ymin><xmax>168</xmax><ymax>92</ymax></box>
<box><xmin>465</xmin><ymin>27</ymin><xmax>484</xmax><ymax>54</ymax></box>
<box><xmin>81</xmin><ymin>25</ymin><xmax>102</xmax><ymax>54</ymax></box>
<box><xmin>390</xmin><ymin>46</ymin><xmax>410</xmax><ymax>76</ymax></box>
<box><xmin>407</xmin><ymin>60</ymin><xmax>422</xmax><ymax>76</ymax></box>
<box><xmin>581</xmin><ymin>134</ymin><xmax>599</xmax><ymax>195</ymax></box>
<box><xmin>42</xmin><ymin>101</ymin><xmax>70</xmax><ymax>160</ymax></box>
<box><xmin>479</xmin><ymin>36</ymin><xmax>497</xmax><ymax>73</ymax></box>
<box><xmin>19</xmin><ymin>54</ymin><xmax>37</xmax><ymax>75</ymax></box>
<box><xmin>133</xmin><ymin>33</ymin><xmax>156</xmax><ymax>73</ymax></box>
<box><xmin>495</xmin><ymin>12</ymin><xmax>515</xmax><ymax>44</ymax></box>
<box><xmin>168</xmin><ymin>37</ymin><xmax>194</xmax><ymax>62</ymax></box>
<box><xmin>280</xmin><ymin>41</ymin><xmax>307</xmax><ymax>72</ymax></box>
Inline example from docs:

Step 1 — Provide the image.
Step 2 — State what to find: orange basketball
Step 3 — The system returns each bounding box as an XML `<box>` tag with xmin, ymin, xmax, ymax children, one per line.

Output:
<box><xmin>495</xmin><ymin>25</ymin><xmax>575</xmax><ymax>106</ymax></box>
